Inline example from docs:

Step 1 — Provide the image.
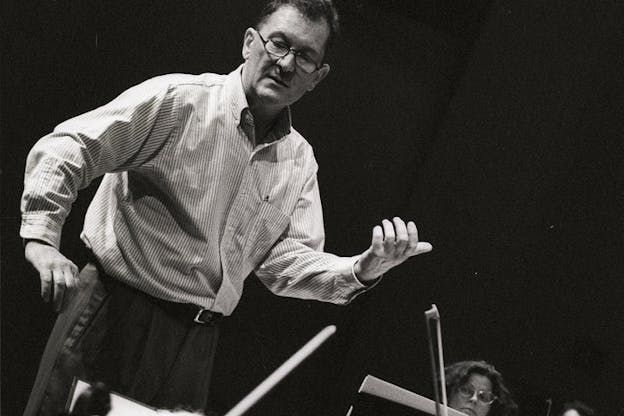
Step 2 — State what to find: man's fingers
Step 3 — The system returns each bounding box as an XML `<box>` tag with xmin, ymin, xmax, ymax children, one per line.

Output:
<box><xmin>71</xmin><ymin>263</ymin><xmax>83</xmax><ymax>288</ymax></box>
<box><xmin>414</xmin><ymin>241</ymin><xmax>433</xmax><ymax>255</ymax></box>
<box><xmin>53</xmin><ymin>271</ymin><xmax>66</xmax><ymax>312</ymax></box>
<box><xmin>40</xmin><ymin>270</ymin><xmax>53</xmax><ymax>302</ymax></box>
<box><xmin>26</xmin><ymin>242</ymin><xmax>80</xmax><ymax>309</ymax></box>
<box><xmin>381</xmin><ymin>219</ymin><xmax>395</xmax><ymax>251</ymax></box>
<box><xmin>407</xmin><ymin>221</ymin><xmax>419</xmax><ymax>251</ymax></box>
<box><xmin>405</xmin><ymin>221</ymin><xmax>433</xmax><ymax>255</ymax></box>
<box><xmin>370</xmin><ymin>218</ymin><xmax>432</xmax><ymax>263</ymax></box>
<box><xmin>371</xmin><ymin>225</ymin><xmax>384</xmax><ymax>252</ymax></box>
<box><xmin>393</xmin><ymin>217</ymin><xmax>408</xmax><ymax>253</ymax></box>
<box><xmin>62</xmin><ymin>264</ymin><xmax>78</xmax><ymax>289</ymax></box>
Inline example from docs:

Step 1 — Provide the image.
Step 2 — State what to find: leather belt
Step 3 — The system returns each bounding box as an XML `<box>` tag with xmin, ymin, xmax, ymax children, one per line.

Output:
<box><xmin>191</xmin><ymin>307</ymin><xmax>223</xmax><ymax>325</ymax></box>
<box><xmin>86</xmin><ymin>250</ymin><xmax>223</xmax><ymax>325</ymax></box>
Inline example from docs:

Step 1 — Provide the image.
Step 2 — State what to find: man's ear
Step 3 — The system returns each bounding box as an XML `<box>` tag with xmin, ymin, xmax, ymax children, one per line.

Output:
<box><xmin>242</xmin><ymin>28</ymin><xmax>255</xmax><ymax>60</ymax></box>
<box><xmin>307</xmin><ymin>64</ymin><xmax>331</xmax><ymax>91</ymax></box>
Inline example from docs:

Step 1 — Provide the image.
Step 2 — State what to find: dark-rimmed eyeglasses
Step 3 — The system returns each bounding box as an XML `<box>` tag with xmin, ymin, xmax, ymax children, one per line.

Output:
<box><xmin>256</xmin><ymin>31</ymin><xmax>322</xmax><ymax>74</ymax></box>
<box><xmin>457</xmin><ymin>385</ymin><xmax>498</xmax><ymax>405</ymax></box>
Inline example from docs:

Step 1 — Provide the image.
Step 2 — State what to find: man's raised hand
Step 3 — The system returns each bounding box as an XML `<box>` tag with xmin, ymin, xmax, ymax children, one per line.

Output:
<box><xmin>354</xmin><ymin>217</ymin><xmax>432</xmax><ymax>282</ymax></box>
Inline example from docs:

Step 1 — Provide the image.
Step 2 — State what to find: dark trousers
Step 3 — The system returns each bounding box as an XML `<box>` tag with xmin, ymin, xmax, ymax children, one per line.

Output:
<box><xmin>24</xmin><ymin>263</ymin><xmax>220</xmax><ymax>416</ymax></box>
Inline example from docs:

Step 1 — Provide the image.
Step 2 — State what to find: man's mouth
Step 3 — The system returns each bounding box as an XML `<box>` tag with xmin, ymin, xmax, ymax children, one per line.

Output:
<box><xmin>267</xmin><ymin>75</ymin><xmax>288</xmax><ymax>88</ymax></box>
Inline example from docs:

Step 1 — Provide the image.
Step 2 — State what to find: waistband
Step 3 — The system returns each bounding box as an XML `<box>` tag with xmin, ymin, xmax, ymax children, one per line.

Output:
<box><xmin>87</xmin><ymin>251</ymin><xmax>223</xmax><ymax>325</ymax></box>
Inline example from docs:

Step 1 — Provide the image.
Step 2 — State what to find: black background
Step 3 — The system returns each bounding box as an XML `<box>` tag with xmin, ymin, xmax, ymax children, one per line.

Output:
<box><xmin>2</xmin><ymin>1</ymin><xmax>623</xmax><ymax>415</ymax></box>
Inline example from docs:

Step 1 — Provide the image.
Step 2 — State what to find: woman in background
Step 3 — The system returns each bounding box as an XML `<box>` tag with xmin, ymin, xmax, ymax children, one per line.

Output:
<box><xmin>445</xmin><ymin>360</ymin><xmax>517</xmax><ymax>416</ymax></box>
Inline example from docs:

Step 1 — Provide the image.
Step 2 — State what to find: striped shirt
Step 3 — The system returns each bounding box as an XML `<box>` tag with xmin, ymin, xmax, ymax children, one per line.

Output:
<box><xmin>20</xmin><ymin>66</ymin><xmax>369</xmax><ymax>315</ymax></box>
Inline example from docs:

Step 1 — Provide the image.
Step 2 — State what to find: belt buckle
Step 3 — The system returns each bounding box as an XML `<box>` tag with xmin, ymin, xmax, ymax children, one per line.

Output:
<box><xmin>194</xmin><ymin>308</ymin><xmax>211</xmax><ymax>324</ymax></box>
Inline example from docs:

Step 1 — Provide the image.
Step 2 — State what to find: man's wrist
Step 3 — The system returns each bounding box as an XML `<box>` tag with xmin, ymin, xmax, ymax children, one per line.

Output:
<box><xmin>23</xmin><ymin>238</ymin><xmax>50</xmax><ymax>248</ymax></box>
<box><xmin>352</xmin><ymin>259</ymin><xmax>378</xmax><ymax>286</ymax></box>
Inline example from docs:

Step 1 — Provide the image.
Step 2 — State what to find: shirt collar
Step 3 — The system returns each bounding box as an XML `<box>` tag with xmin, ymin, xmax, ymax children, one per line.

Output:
<box><xmin>225</xmin><ymin>65</ymin><xmax>292</xmax><ymax>143</ymax></box>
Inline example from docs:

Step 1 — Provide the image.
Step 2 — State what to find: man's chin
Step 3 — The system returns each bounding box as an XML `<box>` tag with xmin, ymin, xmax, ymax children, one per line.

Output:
<box><xmin>255</xmin><ymin>88</ymin><xmax>291</xmax><ymax>107</ymax></box>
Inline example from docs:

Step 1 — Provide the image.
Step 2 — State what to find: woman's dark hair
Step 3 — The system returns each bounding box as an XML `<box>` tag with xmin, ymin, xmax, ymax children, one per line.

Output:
<box><xmin>561</xmin><ymin>400</ymin><xmax>595</xmax><ymax>416</ymax></box>
<box><xmin>445</xmin><ymin>360</ymin><xmax>518</xmax><ymax>416</ymax></box>
<box><xmin>255</xmin><ymin>0</ymin><xmax>340</xmax><ymax>51</ymax></box>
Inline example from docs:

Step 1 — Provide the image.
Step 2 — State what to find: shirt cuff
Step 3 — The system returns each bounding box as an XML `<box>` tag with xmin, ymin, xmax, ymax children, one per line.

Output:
<box><xmin>345</xmin><ymin>255</ymin><xmax>383</xmax><ymax>290</ymax></box>
<box><xmin>348</xmin><ymin>255</ymin><xmax>382</xmax><ymax>288</ymax></box>
<box><xmin>20</xmin><ymin>214</ymin><xmax>63</xmax><ymax>249</ymax></box>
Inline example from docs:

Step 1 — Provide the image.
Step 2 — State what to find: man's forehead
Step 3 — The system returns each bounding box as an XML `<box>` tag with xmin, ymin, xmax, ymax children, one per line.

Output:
<box><xmin>260</xmin><ymin>4</ymin><xmax>321</xmax><ymax>25</ymax></box>
<box><xmin>258</xmin><ymin>5</ymin><xmax>330</xmax><ymax>46</ymax></box>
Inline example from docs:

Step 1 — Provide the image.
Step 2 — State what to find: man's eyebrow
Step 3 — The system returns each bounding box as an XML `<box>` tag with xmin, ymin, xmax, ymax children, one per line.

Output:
<box><xmin>270</xmin><ymin>31</ymin><xmax>319</xmax><ymax>56</ymax></box>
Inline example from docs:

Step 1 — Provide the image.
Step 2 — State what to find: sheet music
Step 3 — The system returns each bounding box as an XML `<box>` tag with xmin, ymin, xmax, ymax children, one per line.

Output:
<box><xmin>68</xmin><ymin>379</ymin><xmax>158</xmax><ymax>416</ymax></box>
<box><xmin>358</xmin><ymin>375</ymin><xmax>468</xmax><ymax>416</ymax></box>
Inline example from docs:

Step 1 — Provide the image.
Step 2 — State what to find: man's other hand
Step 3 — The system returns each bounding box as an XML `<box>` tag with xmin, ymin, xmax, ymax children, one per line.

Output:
<box><xmin>24</xmin><ymin>240</ymin><xmax>80</xmax><ymax>312</ymax></box>
<box><xmin>354</xmin><ymin>217</ymin><xmax>432</xmax><ymax>282</ymax></box>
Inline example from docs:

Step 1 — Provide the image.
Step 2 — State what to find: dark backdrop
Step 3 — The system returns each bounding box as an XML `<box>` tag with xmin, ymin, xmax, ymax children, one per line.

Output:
<box><xmin>2</xmin><ymin>1</ymin><xmax>623</xmax><ymax>415</ymax></box>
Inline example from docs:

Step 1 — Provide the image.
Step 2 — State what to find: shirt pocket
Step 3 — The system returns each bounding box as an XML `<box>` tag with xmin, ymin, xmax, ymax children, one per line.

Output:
<box><xmin>243</xmin><ymin>200</ymin><xmax>290</xmax><ymax>266</ymax></box>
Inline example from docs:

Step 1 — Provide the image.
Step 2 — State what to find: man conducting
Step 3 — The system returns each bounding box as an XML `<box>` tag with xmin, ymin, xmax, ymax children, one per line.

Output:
<box><xmin>20</xmin><ymin>0</ymin><xmax>433</xmax><ymax>414</ymax></box>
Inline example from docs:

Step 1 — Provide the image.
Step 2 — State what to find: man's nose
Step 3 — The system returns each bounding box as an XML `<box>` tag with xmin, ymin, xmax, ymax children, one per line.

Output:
<box><xmin>277</xmin><ymin>52</ymin><xmax>296</xmax><ymax>72</ymax></box>
<box><xmin>467</xmin><ymin>392</ymin><xmax>479</xmax><ymax>403</ymax></box>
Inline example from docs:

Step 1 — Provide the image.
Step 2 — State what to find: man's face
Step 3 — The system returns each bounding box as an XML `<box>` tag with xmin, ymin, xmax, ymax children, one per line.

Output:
<box><xmin>241</xmin><ymin>5</ymin><xmax>331</xmax><ymax>111</ymax></box>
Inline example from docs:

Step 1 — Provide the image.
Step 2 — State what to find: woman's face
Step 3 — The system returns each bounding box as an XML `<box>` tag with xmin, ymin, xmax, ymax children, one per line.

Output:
<box><xmin>448</xmin><ymin>373</ymin><xmax>495</xmax><ymax>416</ymax></box>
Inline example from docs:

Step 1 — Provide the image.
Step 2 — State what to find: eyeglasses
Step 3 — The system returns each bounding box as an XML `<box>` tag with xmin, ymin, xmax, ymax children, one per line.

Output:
<box><xmin>457</xmin><ymin>385</ymin><xmax>497</xmax><ymax>405</ymax></box>
<box><xmin>256</xmin><ymin>31</ymin><xmax>323</xmax><ymax>74</ymax></box>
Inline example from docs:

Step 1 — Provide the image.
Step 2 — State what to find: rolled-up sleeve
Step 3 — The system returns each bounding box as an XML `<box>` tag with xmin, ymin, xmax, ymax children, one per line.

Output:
<box><xmin>255</xmin><ymin>168</ymin><xmax>378</xmax><ymax>304</ymax></box>
<box><xmin>20</xmin><ymin>78</ymin><xmax>179</xmax><ymax>248</ymax></box>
